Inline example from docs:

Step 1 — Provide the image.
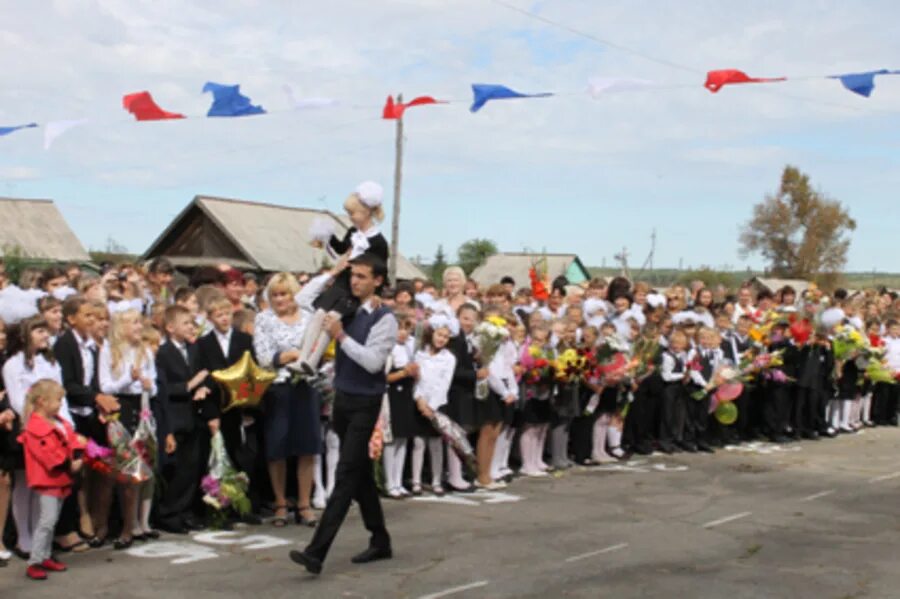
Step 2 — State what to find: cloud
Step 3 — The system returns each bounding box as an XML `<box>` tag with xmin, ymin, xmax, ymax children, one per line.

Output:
<box><xmin>0</xmin><ymin>0</ymin><xmax>898</xmax><ymax>269</ymax></box>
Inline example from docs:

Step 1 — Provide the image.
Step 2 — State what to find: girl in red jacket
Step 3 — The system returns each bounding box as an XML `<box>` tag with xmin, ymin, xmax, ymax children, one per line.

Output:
<box><xmin>18</xmin><ymin>379</ymin><xmax>84</xmax><ymax>581</ymax></box>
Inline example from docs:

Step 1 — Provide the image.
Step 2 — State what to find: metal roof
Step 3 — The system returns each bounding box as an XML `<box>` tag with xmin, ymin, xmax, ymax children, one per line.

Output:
<box><xmin>143</xmin><ymin>195</ymin><xmax>428</xmax><ymax>280</ymax></box>
<box><xmin>0</xmin><ymin>198</ymin><xmax>90</xmax><ymax>262</ymax></box>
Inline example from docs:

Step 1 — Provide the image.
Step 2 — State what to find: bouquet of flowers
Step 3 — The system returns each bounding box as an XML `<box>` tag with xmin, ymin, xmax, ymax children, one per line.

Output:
<box><xmin>429</xmin><ymin>411</ymin><xmax>476</xmax><ymax>473</ymax></box>
<box><xmin>554</xmin><ymin>348</ymin><xmax>592</xmax><ymax>384</ymax></box>
<box><xmin>202</xmin><ymin>431</ymin><xmax>251</xmax><ymax>526</ymax></box>
<box><xmin>472</xmin><ymin>316</ymin><xmax>510</xmax><ymax>399</ymax></box>
<box><xmin>520</xmin><ymin>344</ymin><xmax>554</xmax><ymax>399</ymax></box>
<box><xmin>626</xmin><ymin>336</ymin><xmax>659</xmax><ymax>380</ymax></box>
<box><xmin>130</xmin><ymin>392</ymin><xmax>157</xmax><ymax>473</ymax></box>
<box><xmin>84</xmin><ymin>417</ymin><xmax>152</xmax><ymax>485</ymax></box>
<box><xmin>832</xmin><ymin>325</ymin><xmax>867</xmax><ymax>361</ymax></box>
<box><xmin>690</xmin><ymin>364</ymin><xmax>744</xmax><ymax>403</ymax></box>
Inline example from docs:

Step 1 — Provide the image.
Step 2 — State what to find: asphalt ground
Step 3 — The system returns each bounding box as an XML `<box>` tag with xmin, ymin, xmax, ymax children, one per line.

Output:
<box><xmin>3</xmin><ymin>427</ymin><xmax>899</xmax><ymax>599</ymax></box>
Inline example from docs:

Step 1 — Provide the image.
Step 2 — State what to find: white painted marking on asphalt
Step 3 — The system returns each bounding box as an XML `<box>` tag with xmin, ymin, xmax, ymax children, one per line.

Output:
<box><xmin>801</xmin><ymin>489</ymin><xmax>835</xmax><ymax>502</ymax></box>
<box><xmin>702</xmin><ymin>512</ymin><xmax>752</xmax><ymax>529</ymax></box>
<box><xmin>564</xmin><ymin>542</ymin><xmax>629</xmax><ymax>563</ymax></box>
<box><xmin>869</xmin><ymin>471</ymin><xmax>900</xmax><ymax>483</ymax></box>
<box><xmin>410</xmin><ymin>495</ymin><xmax>480</xmax><ymax>506</ymax></box>
<box><xmin>418</xmin><ymin>580</ymin><xmax>490</xmax><ymax>599</ymax></box>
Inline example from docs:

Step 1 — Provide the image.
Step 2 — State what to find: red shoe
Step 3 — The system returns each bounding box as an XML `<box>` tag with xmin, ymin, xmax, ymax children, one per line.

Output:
<box><xmin>40</xmin><ymin>558</ymin><xmax>68</xmax><ymax>572</ymax></box>
<box><xmin>26</xmin><ymin>565</ymin><xmax>48</xmax><ymax>580</ymax></box>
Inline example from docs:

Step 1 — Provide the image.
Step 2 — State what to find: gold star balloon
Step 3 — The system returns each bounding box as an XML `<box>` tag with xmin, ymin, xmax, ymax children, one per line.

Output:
<box><xmin>212</xmin><ymin>351</ymin><xmax>276</xmax><ymax>413</ymax></box>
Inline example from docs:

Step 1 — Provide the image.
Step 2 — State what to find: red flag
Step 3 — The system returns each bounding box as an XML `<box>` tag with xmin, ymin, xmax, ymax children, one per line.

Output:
<box><xmin>122</xmin><ymin>91</ymin><xmax>185</xmax><ymax>121</ymax></box>
<box><xmin>704</xmin><ymin>69</ymin><xmax>786</xmax><ymax>93</ymax></box>
<box><xmin>382</xmin><ymin>95</ymin><xmax>442</xmax><ymax>119</ymax></box>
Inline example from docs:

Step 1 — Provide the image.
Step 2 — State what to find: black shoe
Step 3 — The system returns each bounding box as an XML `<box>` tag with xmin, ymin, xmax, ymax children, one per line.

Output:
<box><xmin>677</xmin><ymin>441</ymin><xmax>697</xmax><ymax>453</ymax></box>
<box><xmin>770</xmin><ymin>435</ymin><xmax>791</xmax><ymax>444</ymax></box>
<box><xmin>289</xmin><ymin>550</ymin><xmax>323</xmax><ymax>575</ymax></box>
<box><xmin>657</xmin><ymin>443</ymin><xmax>675</xmax><ymax>454</ymax></box>
<box><xmin>802</xmin><ymin>430</ymin><xmax>820</xmax><ymax>440</ymax></box>
<box><xmin>351</xmin><ymin>546</ymin><xmax>393</xmax><ymax>565</ymax></box>
<box><xmin>696</xmin><ymin>442</ymin><xmax>715</xmax><ymax>453</ymax></box>
<box><xmin>12</xmin><ymin>546</ymin><xmax>29</xmax><ymax>560</ymax></box>
<box><xmin>157</xmin><ymin>521</ymin><xmax>188</xmax><ymax>535</ymax></box>
<box><xmin>447</xmin><ymin>483</ymin><xmax>475</xmax><ymax>493</ymax></box>
<box><xmin>113</xmin><ymin>537</ymin><xmax>133</xmax><ymax>551</ymax></box>
<box><xmin>633</xmin><ymin>443</ymin><xmax>653</xmax><ymax>456</ymax></box>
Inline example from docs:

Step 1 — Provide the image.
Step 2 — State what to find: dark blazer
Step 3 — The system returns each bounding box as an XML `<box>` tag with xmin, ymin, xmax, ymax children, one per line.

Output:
<box><xmin>449</xmin><ymin>334</ymin><xmax>477</xmax><ymax>399</ymax></box>
<box><xmin>54</xmin><ymin>329</ymin><xmax>100</xmax><ymax>410</ymax></box>
<box><xmin>156</xmin><ymin>340</ymin><xmax>203</xmax><ymax>434</ymax></box>
<box><xmin>196</xmin><ymin>328</ymin><xmax>255</xmax><ymax>421</ymax></box>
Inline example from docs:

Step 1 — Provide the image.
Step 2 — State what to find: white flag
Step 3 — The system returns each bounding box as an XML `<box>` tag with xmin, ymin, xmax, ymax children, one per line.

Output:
<box><xmin>44</xmin><ymin>118</ymin><xmax>88</xmax><ymax>150</ymax></box>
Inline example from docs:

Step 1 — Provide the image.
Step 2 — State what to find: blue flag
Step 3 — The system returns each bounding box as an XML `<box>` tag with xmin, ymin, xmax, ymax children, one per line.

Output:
<box><xmin>0</xmin><ymin>122</ymin><xmax>37</xmax><ymax>137</ymax></box>
<box><xmin>830</xmin><ymin>69</ymin><xmax>900</xmax><ymax>97</ymax></box>
<box><xmin>470</xmin><ymin>84</ymin><xmax>552</xmax><ymax>113</ymax></box>
<box><xmin>202</xmin><ymin>82</ymin><xmax>266</xmax><ymax>117</ymax></box>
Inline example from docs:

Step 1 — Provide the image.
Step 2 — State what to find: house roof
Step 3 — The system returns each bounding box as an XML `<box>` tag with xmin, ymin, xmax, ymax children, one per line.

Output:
<box><xmin>0</xmin><ymin>198</ymin><xmax>90</xmax><ymax>262</ymax></box>
<box><xmin>142</xmin><ymin>195</ymin><xmax>427</xmax><ymax>280</ymax></box>
<box><xmin>469</xmin><ymin>252</ymin><xmax>590</xmax><ymax>288</ymax></box>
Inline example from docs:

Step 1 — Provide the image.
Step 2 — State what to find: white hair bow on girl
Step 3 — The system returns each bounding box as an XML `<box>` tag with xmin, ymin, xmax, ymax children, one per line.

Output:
<box><xmin>428</xmin><ymin>313</ymin><xmax>460</xmax><ymax>337</ymax></box>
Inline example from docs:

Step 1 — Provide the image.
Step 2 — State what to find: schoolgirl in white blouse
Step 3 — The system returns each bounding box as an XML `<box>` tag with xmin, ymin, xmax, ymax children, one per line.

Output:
<box><xmin>410</xmin><ymin>315</ymin><xmax>457</xmax><ymax>496</ymax></box>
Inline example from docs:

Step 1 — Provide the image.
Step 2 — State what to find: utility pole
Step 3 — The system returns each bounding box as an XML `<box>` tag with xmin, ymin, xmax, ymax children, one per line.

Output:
<box><xmin>389</xmin><ymin>94</ymin><xmax>404</xmax><ymax>284</ymax></box>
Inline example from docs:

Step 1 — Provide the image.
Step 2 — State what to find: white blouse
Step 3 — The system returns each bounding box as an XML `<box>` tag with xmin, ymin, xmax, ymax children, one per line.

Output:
<box><xmin>1</xmin><ymin>352</ymin><xmax>73</xmax><ymax>424</ymax></box>
<box><xmin>254</xmin><ymin>273</ymin><xmax>334</xmax><ymax>383</ymax></box>
<box><xmin>488</xmin><ymin>339</ymin><xmax>519</xmax><ymax>401</ymax></box>
<box><xmin>98</xmin><ymin>344</ymin><xmax>158</xmax><ymax>396</ymax></box>
<box><xmin>413</xmin><ymin>349</ymin><xmax>456</xmax><ymax>410</ymax></box>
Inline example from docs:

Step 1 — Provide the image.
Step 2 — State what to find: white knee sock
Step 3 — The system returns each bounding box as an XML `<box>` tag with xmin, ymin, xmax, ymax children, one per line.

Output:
<box><xmin>446</xmin><ymin>443</ymin><xmax>467</xmax><ymax>487</ymax></box>
<box><xmin>491</xmin><ymin>427</ymin><xmax>512</xmax><ymax>479</ymax></box>
<box><xmin>862</xmin><ymin>393</ymin><xmax>873</xmax><ymax>423</ymax></box>
<box><xmin>393</xmin><ymin>439</ymin><xmax>408</xmax><ymax>491</ymax></box>
<box><xmin>518</xmin><ymin>427</ymin><xmax>534</xmax><ymax>473</ymax></box>
<box><xmin>592</xmin><ymin>415</ymin><xmax>610</xmax><ymax>461</ymax></box>
<box><xmin>382</xmin><ymin>444</ymin><xmax>397</xmax><ymax>492</ymax></box>
<box><xmin>411</xmin><ymin>437</ymin><xmax>426</xmax><ymax>486</ymax></box>
<box><xmin>428</xmin><ymin>438</ymin><xmax>444</xmax><ymax>487</ymax></box>
<box><xmin>840</xmin><ymin>400</ymin><xmax>853</xmax><ymax>429</ymax></box>
<box><xmin>829</xmin><ymin>400</ymin><xmax>841</xmax><ymax>429</ymax></box>
<box><xmin>608</xmin><ymin>424</ymin><xmax>623</xmax><ymax>456</ymax></box>
<box><xmin>500</xmin><ymin>428</ymin><xmax>514</xmax><ymax>473</ymax></box>
<box><xmin>325</xmin><ymin>429</ymin><xmax>340</xmax><ymax>497</ymax></box>
<box><xmin>313</xmin><ymin>453</ymin><xmax>326</xmax><ymax>500</ymax></box>
<box><xmin>537</xmin><ymin>425</ymin><xmax>549</xmax><ymax>469</ymax></box>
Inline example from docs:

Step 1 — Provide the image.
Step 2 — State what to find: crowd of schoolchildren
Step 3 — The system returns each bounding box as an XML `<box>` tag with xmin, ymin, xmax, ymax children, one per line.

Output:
<box><xmin>0</xmin><ymin>251</ymin><xmax>898</xmax><ymax>581</ymax></box>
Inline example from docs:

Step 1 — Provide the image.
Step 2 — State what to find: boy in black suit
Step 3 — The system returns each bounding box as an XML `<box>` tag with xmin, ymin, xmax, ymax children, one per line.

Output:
<box><xmin>156</xmin><ymin>305</ymin><xmax>212</xmax><ymax>533</ymax></box>
<box><xmin>196</xmin><ymin>297</ymin><xmax>262</xmax><ymax>521</ymax></box>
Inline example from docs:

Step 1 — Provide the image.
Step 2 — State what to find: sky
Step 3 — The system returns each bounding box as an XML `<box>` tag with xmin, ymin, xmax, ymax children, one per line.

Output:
<box><xmin>1</xmin><ymin>0</ymin><xmax>899</xmax><ymax>272</ymax></box>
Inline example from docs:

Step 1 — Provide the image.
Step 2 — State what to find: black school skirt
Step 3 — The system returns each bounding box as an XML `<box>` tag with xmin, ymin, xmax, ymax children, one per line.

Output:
<box><xmin>388</xmin><ymin>373</ymin><xmax>417</xmax><ymax>439</ymax></box>
<box><xmin>477</xmin><ymin>392</ymin><xmax>515</xmax><ymax>427</ymax></box>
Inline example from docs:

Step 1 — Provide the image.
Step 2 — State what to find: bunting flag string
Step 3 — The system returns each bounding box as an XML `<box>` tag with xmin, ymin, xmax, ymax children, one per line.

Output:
<box><xmin>202</xmin><ymin>82</ymin><xmax>266</xmax><ymax>117</ymax></box>
<box><xmin>123</xmin><ymin>91</ymin><xmax>185</xmax><ymax>121</ymax></box>
<box><xmin>0</xmin><ymin>122</ymin><xmax>38</xmax><ymax>137</ymax></box>
<box><xmin>829</xmin><ymin>69</ymin><xmax>900</xmax><ymax>97</ymax></box>
<box><xmin>43</xmin><ymin>119</ymin><xmax>88</xmax><ymax>149</ymax></box>
<box><xmin>470</xmin><ymin>83</ymin><xmax>553</xmax><ymax>112</ymax></box>
<box><xmin>382</xmin><ymin>95</ymin><xmax>443</xmax><ymax>119</ymax></box>
<box><xmin>2</xmin><ymin>64</ymin><xmax>899</xmax><ymax>149</ymax></box>
<box><xmin>704</xmin><ymin>69</ymin><xmax>787</xmax><ymax>93</ymax></box>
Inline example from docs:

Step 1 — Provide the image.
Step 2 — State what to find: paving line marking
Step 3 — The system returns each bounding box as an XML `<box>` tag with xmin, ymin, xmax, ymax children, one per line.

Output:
<box><xmin>418</xmin><ymin>580</ymin><xmax>490</xmax><ymax>599</ymax></box>
<box><xmin>564</xmin><ymin>542</ymin><xmax>629</xmax><ymax>563</ymax></box>
<box><xmin>702</xmin><ymin>512</ymin><xmax>752</xmax><ymax>529</ymax></box>
<box><xmin>869</xmin><ymin>471</ymin><xmax>900</xmax><ymax>483</ymax></box>
<box><xmin>801</xmin><ymin>489</ymin><xmax>835</xmax><ymax>502</ymax></box>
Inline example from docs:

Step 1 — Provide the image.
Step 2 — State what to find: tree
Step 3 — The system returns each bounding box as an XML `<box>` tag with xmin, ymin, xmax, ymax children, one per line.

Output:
<box><xmin>457</xmin><ymin>238</ymin><xmax>498</xmax><ymax>275</ymax></box>
<box><xmin>739</xmin><ymin>166</ymin><xmax>856</xmax><ymax>281</ymax></box>
<box><xmin>431</xmin><ymin>244</ymin><xmax>448</xmax><ymax>285</ymax></box>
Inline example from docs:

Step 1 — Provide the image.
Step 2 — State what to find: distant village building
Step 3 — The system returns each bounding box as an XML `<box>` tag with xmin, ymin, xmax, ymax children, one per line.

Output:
<box><xmin>142</xmin><ymin>195</ymin><xmax>427</xmax><ymax>280</ymax></box>
<box><xmin>470</xmin><ymin>252</ymin><xmax>591</xmax><ymax>288</ymax></box>
<box><xmin>0</xmin><ymin>197</ymin><xmax>90</xmax><ymax>262</ymax></box>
